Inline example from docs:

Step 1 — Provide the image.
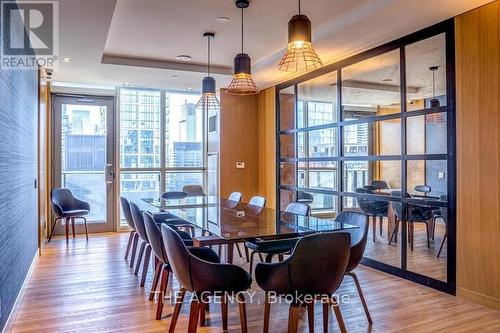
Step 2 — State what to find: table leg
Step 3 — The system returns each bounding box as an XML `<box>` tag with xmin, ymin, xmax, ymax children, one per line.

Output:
<box><xmin>226</xmin><ymin>243</ymin><xmax>234</xmax><ymax>264</ymax></box>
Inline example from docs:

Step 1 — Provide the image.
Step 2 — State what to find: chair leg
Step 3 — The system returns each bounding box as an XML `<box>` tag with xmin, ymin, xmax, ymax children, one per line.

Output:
<box><xmin>65</xmin><ymin>218</ymin><xmax>69</xmax><ymax>244</ymax></box>
<box><xmin>48</xmin><ymin>217</ymin><xmax>61</xmax><ymax>242</ymax></box>
<box><xmin>82</xmin><ymin>217</ymin><xmax>89</xmax><ymax>241</ymax></box>
<box><xmin>125</xmin><ymin>231</ymin><xmax>135</xmax><ymax>260</ymax></box>
<box><xmin>372</xmin><ymin>216</ymin><xmax>376</xmax><ymax>242</ymax></box>
<box><xmin>288</xmin><ymin>303</ymin><xmax>300</xmax><ymax>333</ymax></box>
<box><xmin>348</xmin><ymin>271</ymin><xmax>372</xmax><ymax>324</ymax></box>
<box><xmin>307</xmin><ymin>302</ymin><xmax>314</xmax><ymax>333</ymax></box>
<box><xmin>168</xmin><ymin>288</ymin><xmax>186</xmax><ymax>333</ymax></box>
<box><xmin>265</xmin><ymin>253</ymin><xmax>274</xmax><ymax>263</ymax></box>
<box><xmin>129</xmin><ymin>233</ymin><xmax>139</xmax><ymax>268</ymax></box>
<box><xmin>235</xmin><ymin>243</ymin><xmax>243</xmax><ymax>258</ymax></box>
<box><xmin>322</xmin><ymin>301</ymin><xmax>329</xmax><ymax>333</ymax></box>
<box><xmin>141</xmin><ymin>245</ymin><xmax>152</xmax><ymax>287</ymax></box>
<box><xmin>437</xmin><ymin>230</ymin><xmax>448</xmax><ymax>258</ymax></box>
<box><xmin>149</xmin><ymin>260</ymin><xmax>162</xmax><ymax>301</ymax></box>
<box><xmin>409</xmin><ymin>223</ymin><xmax>414</xmax><ymax>251</ymax></box>
<box><xmin>221</xmin><ymin>293</ymin><xmax>228</xmax><ymax>331</ymax></box>
<box><xmin>263</xmin><ymin>292</ymin><xmax>271</xmax><ymax>333</ymax></box>
<box><xmin>278</xmin><ymin>254</ymin><xmax>284</xmax><ymax>262</ymax></box>
<box><xmin>379</xmin><ymin>216</ymin><xmax>383</xmax><ymax>236</ymax></box>
<box><xmin>425</xmin><ymin>221</ymin><xmax>431</xmax><ymax>248</ymax></box>
<box><xmin>71</xmin><ymin>218</ymin><xmax>76</xmax><ymax>238</ymax></box>
<box><xmin>134</xmin><ymin>241</ymin><xmax>146</xmax><ymax>275</ymax></box>
<box><xmin>199</xmin><ymin>294</ymin><xmax>209</xmax><ymax>327</ymax></box>
<box><xmin>237</xmin><ymin>293</ymin><xmax>248</xmax><ymax>333</ymax></box>
<box><xmin>156</xmin><ymin>266</ymin><xmax>170</xmax><ymax>320</ymax></box>
<box><xmin>388</xmin><ymin>220</ymin><xmax>399</xmax><ymax>245</ymax></box>
<box><xmin>244</xmin><ymin>245</ymin><xmax>250</xmax><ymax>262</ymax></box>
<box><xmin>187</xmin><ymin>297</ymin><xmax>201</xmax><ymax>333</ymax></box>
<box><xmin>258</xmin><ymin>252</ymin><xmax>264</xmax><ymax>262</ymax></box>
<box><xmin>249</xmin><ymin>250</ymin><xmax>257</xmax><ymax>274</ymax></box>
<box><xmin>331</xmin><ymin>297</ymin><xmax>347</xmax><ymax>333</ymax></box>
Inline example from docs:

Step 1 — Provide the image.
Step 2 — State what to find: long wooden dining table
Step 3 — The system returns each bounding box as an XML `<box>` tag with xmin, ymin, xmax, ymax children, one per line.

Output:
<box><xmin>142</xmin><ymin>196</ymin><xmax>358</xmax><ymax>263</ymax></box>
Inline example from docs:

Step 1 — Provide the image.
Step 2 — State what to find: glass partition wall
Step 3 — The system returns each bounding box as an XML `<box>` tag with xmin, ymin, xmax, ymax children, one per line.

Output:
<box><xmin>276</xmin><ymin>21</ymin><xmax>455</xmax><ymax>293</ymax></box>
<box><xmin>119</xmin><ymin>88</ymin><xmax>205</xmax><ymax>225</ymax></box>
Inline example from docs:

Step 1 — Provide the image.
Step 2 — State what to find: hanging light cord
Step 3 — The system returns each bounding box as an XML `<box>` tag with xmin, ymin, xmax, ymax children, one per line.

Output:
<box><xmin>207</xmin><ymin>36</ymin><xmax>211</xmax><ymax>77</ymax></box>
<box><xmin>298</xmin><ymin>0</ymin><xmax>301</xmax><ymax>14</ymax></box>
<box><xmin>241</xmin><ymin>8</ymin><xmax>244</xmax><ymax>53</ymax></box>
<box><xmin>432</xmin><ymin>68</ymin><xmax>436</xmax><ymax>98</ymax></box>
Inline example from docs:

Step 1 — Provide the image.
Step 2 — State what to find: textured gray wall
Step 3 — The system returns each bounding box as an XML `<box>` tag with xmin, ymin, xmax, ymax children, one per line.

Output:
<box><xmin>0</xmin><ymin>0</ymin><xmax>39</xmax><ymax>330</ymax></box>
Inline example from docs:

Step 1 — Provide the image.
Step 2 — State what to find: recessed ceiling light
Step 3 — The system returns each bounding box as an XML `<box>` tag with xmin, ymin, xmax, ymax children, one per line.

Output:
<box><xmin>187</xmin><ymin>87</ymin><xmax>193</xmax><ymax>91</ymax></box>
<box><xmin>176</xmin><ymin>55</ymin><xmax>192</xmax><ymax>62</ymax></box>
<box><xmin>62</xmin><ymin>57</ymin><xmax>72</xmax><ymax>63</ymax></box>
<box><xmin>172</xmin><ymin>75</ymin><xmax>180</xmax><ymax>79</ymax></box>
<box><xmin>217</xmin><ymin>16</ymin><xmax>230</xmax><ymax>23</ymax></box>
<box><xmin>122</xmin><ymin>82</ymin><xmax>131</xmax><ymax>87</ymax></box>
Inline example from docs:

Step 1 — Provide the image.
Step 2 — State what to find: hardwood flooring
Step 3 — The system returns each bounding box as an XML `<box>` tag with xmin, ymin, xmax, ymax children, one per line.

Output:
<box><xmin>9</xmin><ymin>233</ymin><xmax>500</xmax><ymax>333</ymax></box>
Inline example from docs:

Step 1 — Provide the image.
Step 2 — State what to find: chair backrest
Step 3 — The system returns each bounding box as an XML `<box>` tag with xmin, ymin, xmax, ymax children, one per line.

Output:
<box><xmin>249</xmin><ymin>196</ymin><xmax>266</xmax><ymax>207</ymax></box>
<box><xmin>391</xmin><ymin>191</ymin><xmax>433</xmax><ymax>221</ymax></box>
<box><xmin>257</xmin><ymin>232</ymin><xmax>351</xmax><ymax>295</ymax></box>
<box><xmin>297</xmin><ymin>191</ymin><xmax>314</xmax><ymax>203</ymax></box>
<box><xmin>51</xmin><ymin>188</ymin><xmax>75</xmax><ymax>216</ymax></box>
<box><xmin>371</xmin><ymin>180</ymin><xmax>389</xmax><ymax>190</ymax></box>
<box><xmin>161</xmin><ymin>224</ymin><xmax>195</xmax><ymax>290</ymax></box>
<box><xmin>355</xmin><ymin>188</ymin><xmax>388</xmax><ymax>216</ymax></box>
<box><xmin>162</xmin><ymin>191</ymin><xmax>188</xmax><ymax>200</ymax></box>
<box><xmin>415</xmin><ymin>185</ymin><xmax>432</xmax><ymax>193</ymax></box>
<box><xmin>120</xmin><ymin>196</ymin><xmax>135</xmax><ymax>230</ymax></box>
<box><xmin>143</xmin><ymin>211</ymin><xmax>168</xmax><ymax>263</ymax></box>
<box><xmin>228</xmin><ymin>192</ymin><xmax>242</xmax><ymax>202</ymax></box>
<box><xmin>129</xmin><ymin>201</ymin><xmax>149</xmax><ymax>242</ymax></box>
<box><xmin>335</xmin><ymin>211</ymin><xmax>369</xmax><ymax>272</ymax></box>
<box><xmin>285</xmin><ymin>202</ymin><xmax>310</xmax><ymax>216</ymax></box>
<box><xmin>182</xmin><ymin>185</ymin><xmax>205</xmax><ymax>197</ymax></box>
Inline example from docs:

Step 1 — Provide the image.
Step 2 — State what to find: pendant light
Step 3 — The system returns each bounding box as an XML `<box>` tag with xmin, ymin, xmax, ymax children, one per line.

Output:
<box><xmin>196</xmin><ymin>32</ymin><xmax>220</xmax><ymax>111</ymax></box>
<box><xmin>226</xmin><ymin>0</ymin><xmax>258</xmax><ymax>95</ymax></box>
<box><xmin>278</xmin><ymin>0</ymin><xmax>322</xmax><ymax>72</ymax></box>
<box><xmin>429</xmin><ymin>66</ymin><xmax>440</xmax><ymax>108</ymax></box>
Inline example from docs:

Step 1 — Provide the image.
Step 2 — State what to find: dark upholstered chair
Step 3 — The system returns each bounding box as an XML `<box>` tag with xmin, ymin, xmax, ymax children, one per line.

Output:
<box><xmin>297</xmin><ymin>190</ymin><xmax>314</xmax><ymax>204</ymax></box>
<box><xmin>437</xmin><ymin>195</ymin><xmax>448</xmax><ymax>258</ymax></box>
<box><xmin>49</xmin><ymin>188</ymin><xmax>90</xmax><ymax>243</ymax></box>
<box><xmin>182</xmin><ymin>185</ymin><xmax>206</xmax><ymax>197</ymax></box>
<box><xmin>355</xmin><ymin>187</ymin><xmax>388</xmax><ymax>241</ymax></box>
<box><xmin>244</xmin><ymin>203</ymin><xmax>310</xmax><ymax>274</ymax></box>
<box><xmin>389</xmin><ymin>191</ymin><xmax>434</xmax><ymax>251</ymax></box>
<box><xmin>370</xmin><ymin>180</ymin><xmax>389</xmax><ymax>190</ymax></box>
<box><xmin>120</xmin><ymin>196</ymin><xmax>139</xmax><ymax>265</ymax></box>
<box><xmin>335</xmin><ymin>211</ymin><xmax>373</xmax><ymax>324</ymax></box>
<box><xmin>255</xmin><ymin>232</ymin><xmax>352</xmax><ymax>333</ymax></box>
<box><xmin>161</xmin><ymin>224</ymin><xmax>252</xmax><ymax>333</ymax></box>
<box><xmin>130</xmin><ymin>201</ymin><xmax>153</xmax><ymax>286</ymax></box>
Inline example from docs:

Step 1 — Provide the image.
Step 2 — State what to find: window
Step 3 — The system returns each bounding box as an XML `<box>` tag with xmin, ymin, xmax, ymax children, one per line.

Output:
<box><xmin>119</xmin><ymin>88</ymin><xmax>205</xmax><ymax>225</ymax></box>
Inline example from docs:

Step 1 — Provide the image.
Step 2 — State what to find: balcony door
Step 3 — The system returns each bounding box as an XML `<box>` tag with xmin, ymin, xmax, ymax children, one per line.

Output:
<box><xmin>52</xmin><ymin>94</ymin><xmax>116</xmax><ymax>233</ymax></box>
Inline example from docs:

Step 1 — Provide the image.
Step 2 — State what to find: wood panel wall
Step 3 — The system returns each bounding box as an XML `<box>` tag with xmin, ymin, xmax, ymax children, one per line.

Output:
<box><xmin>456</xmin><ymin>0</ymin><xmax>500</xmax><ymax>310</ymax></box>
<box><xmin>0</xmin><ymin>6</ymin><xmax>39</xmax><ymax>330</ymax></box>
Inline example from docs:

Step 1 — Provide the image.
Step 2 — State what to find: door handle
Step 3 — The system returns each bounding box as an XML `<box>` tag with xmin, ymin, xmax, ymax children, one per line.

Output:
<box><xmin>105</xmin><ymin>164</ymin><xmax>114</xmax><ymax>184</ymax></box>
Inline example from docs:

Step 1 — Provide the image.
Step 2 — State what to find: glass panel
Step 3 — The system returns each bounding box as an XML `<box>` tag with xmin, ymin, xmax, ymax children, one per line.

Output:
<box><xmin>280</xmin><ymin>162</ymin><xmax>300</xmax><ymax>187</ymax></box>
<box><xmin>308</xmin><ymin>128</ymin><xmax>338</xmax><ymax>158</ymax></box>
<box><xmin>165</xmin><ymin>172</ymin><xmax>203</xmax><ymax>192</ymax></box>
<box><xmin>120</xmin><ymin>172</ymin><xmax>161</xmax><ymax>225</ymax></box>
<box><xmin>343</xmin><ymin>160</ymin><xmax>401</xmax><ymax>195</ymax></box>
<box><xmin>120</xmin><ymin>89</ymin><xmax>161</xmax><ymax>168</ymax></box>
<box><xmin>279</xmin><ymin>133</ymin><xmax>297</xmax><ymax>159</ymax></box>
<box><xmin>406</xmin><ymin>113</ymin><xmax>448</xmax><ymax>155</ymax></box>
<box><xmin>309</xmin><ymin>193</ymin><xmax>339</xmax><ymax>218</ymax></box>
<box><xmin>279</xmin><ymin>86</ymin><xmax>296</xmax><ymax>131</ymax></box>
<box><xmin>165</xmin><ymin>92</ymin><xmax>204</xmax><ymax>167</ymax></box>
<box><xmin>406</xmin><ymin>33</ymin><xmax>447</xmax><ymax>111</ymax></box>
<box><xmin>343</xmin><ymin>119</ymin><xmax>401</xmax><ymax>157</ymax></box>
<box><xmin>280</xmin><ymin>189</ymin><xmax>296</xmax><ymax>211</ymax></box>
<box><xmin>302</xmin><ymin>161</ymin><xmax>338</xmax><ymax>190</ymax></box>
<box><xmin>61</xmin><ymin>103</ymin><xmax>107</xmax><ymax>222</ymax></box>
<box><xmin>406</xmin><ymin>199</ymin><xmax>448</xmax><ymax>282</ymax></box>
<box><xmin>407</xmin><ymin>160</ymin><xmax>447</xmax><ymax>198</ymax></box>
<box><xmin>297</xmin><ymin>71</ymin><xmax>338</xmax><ymax>128</ymax></box>
<box><xmin>342</xmin><ymin>49</ymin><xmax>401</xmax><ymax>119</ymax></box>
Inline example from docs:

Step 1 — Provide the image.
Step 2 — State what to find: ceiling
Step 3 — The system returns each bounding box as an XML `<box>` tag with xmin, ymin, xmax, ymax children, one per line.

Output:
<box><xmin>52</xmin><ymin>0</ymin><xmax>493</xmax><ymax>93</ymax></box>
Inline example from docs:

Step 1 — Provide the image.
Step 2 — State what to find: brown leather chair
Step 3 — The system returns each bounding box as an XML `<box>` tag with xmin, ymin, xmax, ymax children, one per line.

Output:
<box><xmin>120</xmin><ymin>196</ymin><xmax>139</xmax><ymax>265</ymax></box>
<box><xmin>255</xmin><ymin>232</ymin><xmax>351</xmax><ymax>333</ymax></box>
<box><xmin>161</xmin><ymin>224</ymin><xmax>252</xmax><ymax>333</ymax></box>
<box><xmin>336</xmin><ymin>211</ymin><xmax>373</xmax><ymax>324</ymax></box>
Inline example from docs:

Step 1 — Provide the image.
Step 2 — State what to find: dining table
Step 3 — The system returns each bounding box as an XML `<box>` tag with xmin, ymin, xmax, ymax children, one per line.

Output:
<box><xmin>142</xmin><ymin>196</ymin><xmax>358</xmax><ymax>263</ymax></box>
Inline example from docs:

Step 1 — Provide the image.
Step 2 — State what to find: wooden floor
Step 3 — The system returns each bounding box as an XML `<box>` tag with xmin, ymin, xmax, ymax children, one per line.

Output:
<box><xmin>364</xmin><ymin>218</ymin><xmax>447</xmax><ymax>282</ymax></box>
<box><xmin>9</xmin><ymin>233</ymin><xmax>500</xmax><ymax>333</ymax></box>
